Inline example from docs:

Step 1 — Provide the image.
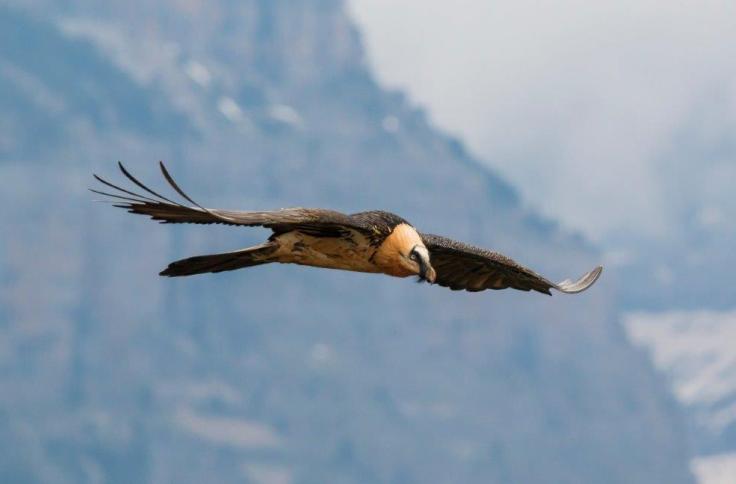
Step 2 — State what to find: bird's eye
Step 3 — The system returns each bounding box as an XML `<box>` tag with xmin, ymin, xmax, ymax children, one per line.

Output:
<box><xmin>409</xmin><ymin>251</ymin><xmax>418</xmax><ymax>261</ymax></box>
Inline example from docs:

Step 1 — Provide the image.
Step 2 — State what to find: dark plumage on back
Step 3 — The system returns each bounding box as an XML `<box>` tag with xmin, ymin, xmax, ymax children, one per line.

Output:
<box><xmin>350</xmin><ymin>210</ymin><xmax>409</xmax><ymax>232</ymax></box>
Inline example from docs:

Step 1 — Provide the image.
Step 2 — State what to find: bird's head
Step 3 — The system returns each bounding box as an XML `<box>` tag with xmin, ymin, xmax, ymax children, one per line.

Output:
<box><xmin>374</xmin><ymin>223</ymin><xmax>437</xmax><ymax>283</ymax></box>
<box><xmin>402</xmin><ymin>243</ymin><xmax>436</xmax><ymax>284</ymax></box>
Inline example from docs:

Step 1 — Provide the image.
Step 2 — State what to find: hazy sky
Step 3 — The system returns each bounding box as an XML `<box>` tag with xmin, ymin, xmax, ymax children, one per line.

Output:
<box><xmin>349</xmin><ymin>0</ymin><xmax>736</xmax><ymax>243</ymax></box>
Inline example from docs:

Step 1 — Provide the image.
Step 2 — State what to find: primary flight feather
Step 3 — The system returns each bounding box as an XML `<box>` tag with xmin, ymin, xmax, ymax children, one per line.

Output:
<box><xmin>92</xmin><ymin>162</ymin><xmax>602</xmax><ymax>295</ymax></box>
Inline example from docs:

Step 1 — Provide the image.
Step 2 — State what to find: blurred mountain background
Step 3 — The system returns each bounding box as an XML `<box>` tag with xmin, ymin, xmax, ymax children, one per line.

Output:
<box><xmin>351</xmin><ymin>0</ymin><xmax>736</xmax><ymax>312</ymax></box>
<box><xmin>0</xmin><ymin>0</ymin><xmax>728</xmax><ymax>483</ymax></box>
<box><xmin>350</xmin><ymin>2</ymin><xmax>736</xmax><ymax>482</ymax></box>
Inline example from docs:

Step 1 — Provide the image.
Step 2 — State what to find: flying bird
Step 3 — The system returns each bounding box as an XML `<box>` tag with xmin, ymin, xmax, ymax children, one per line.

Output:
<box><xmin>92</xmin><ymin>162</ymin><xmax>602</xmax><ymax>295</ymax></box>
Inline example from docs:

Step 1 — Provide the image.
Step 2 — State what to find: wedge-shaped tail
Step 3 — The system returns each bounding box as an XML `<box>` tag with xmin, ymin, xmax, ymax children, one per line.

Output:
<box><xmin>160</xmin><ymin>243</ymin><xmax>277</xmax><ymax>277</ymax></box>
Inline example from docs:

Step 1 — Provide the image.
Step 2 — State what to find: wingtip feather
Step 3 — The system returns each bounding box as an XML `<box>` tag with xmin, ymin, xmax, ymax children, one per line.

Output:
<box><xmin>554</xmin><ymin>265</ymin><xmax>603</xmax><ymax>294</ymax></box>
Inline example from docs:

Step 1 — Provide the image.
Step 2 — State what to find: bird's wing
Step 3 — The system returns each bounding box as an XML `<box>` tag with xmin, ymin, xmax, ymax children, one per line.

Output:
<box><xmin>92</xmin><ymin>162</ymin><xmax>365</xmax><ymax>235</ymax></box>
<box><xmin>420</xmin><ymin>233</ymin><xmax>602</xmax><ymax>295</ymax></box>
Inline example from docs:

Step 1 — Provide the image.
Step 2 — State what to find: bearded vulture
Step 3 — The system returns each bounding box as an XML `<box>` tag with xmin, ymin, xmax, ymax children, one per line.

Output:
<box><xmin>91</xmin><ymin>162</ymin><xmax>602</xmax><ymax>295</ymax></box>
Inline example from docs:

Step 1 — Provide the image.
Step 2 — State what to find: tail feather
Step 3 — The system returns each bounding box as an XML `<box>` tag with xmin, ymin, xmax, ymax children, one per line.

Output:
<box><xmin>160</xmin><ymin>242</ymin><xmax>277</xmax><ymax>277</ymax></box>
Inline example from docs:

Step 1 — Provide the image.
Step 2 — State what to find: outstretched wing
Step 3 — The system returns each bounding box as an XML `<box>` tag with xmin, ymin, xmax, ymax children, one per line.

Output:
<box><xmin>92</xmin><ymin>162</ymin><xmax>364</xmax><ymax>236</ymax></box>
<box><xmin>421</xmin><ymin>233</ymin><xmax>602</xmax><ymax>295</ymax></box>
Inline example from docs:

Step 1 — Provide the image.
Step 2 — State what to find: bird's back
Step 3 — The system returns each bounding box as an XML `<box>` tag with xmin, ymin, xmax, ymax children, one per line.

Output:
<box><xmin>349</xmin><ymin>210</ymin><xmax>411</xmax><ymax>234</ymax></box>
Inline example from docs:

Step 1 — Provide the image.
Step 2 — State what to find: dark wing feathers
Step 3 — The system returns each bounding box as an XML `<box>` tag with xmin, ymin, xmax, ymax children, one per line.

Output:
<box><xmin>421</xmin><ymin>233</ymin><xmax>602</xmax><ymax>295</ymax></box>
<box><xmin>92</xmin><ymin>162</ymin><xmax>369</xmax><ymax>234</ymax></box>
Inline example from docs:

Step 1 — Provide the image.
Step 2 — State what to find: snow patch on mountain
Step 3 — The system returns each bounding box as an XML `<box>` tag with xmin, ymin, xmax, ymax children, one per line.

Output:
<box><xmin>625</xmin><ymin>309</ymin><xmax>736</xmax><ymax>415</ymax></box>
<box><xmin>625</xmin><ymin>309</ymin><xmax>736</xmax><ymax>484</ymax></box>
<box><xmin>691</xmin><ymin>452</ymin><xmax>736</xmax><ymax>484</ymax></box>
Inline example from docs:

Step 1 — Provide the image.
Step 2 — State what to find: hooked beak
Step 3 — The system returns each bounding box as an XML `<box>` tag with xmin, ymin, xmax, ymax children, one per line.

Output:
<box><xmin>418</xmin><ymin>260</ymin><xmax>437</xmax><ymax>284</ymax></box>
